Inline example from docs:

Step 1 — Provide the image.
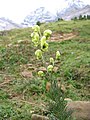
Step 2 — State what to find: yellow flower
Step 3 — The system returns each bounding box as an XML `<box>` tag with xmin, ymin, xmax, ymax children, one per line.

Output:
<box><xmin>35</xmin><ymin>49</ymin><xmax>42</xmax><ymax>59</ymax></box>
<box><xmin>41</xmin><ymin>41</ymin><xmax>48</xmax><ymax>51</ymax></box>
<box><xmin>31</xmin><ymin>32</ymin><xmax>34</xmax><ymax>38</ymax></box>
<box><xmin>41</xmin><ymin>36</ymin><xmax>46</xmax><ymax>42</ymax></box>
<box><xmin>41</xmin><ymin>36</ymin><xmax>48</xmax><ymax>51</ymax></box>
<box><xmin>56</xmin><ymin>51</ymin><xmax>60</xmax><ymax>60</ymax></box>
<box><xmin>32</xmin><ymin>25</ymin><xmax>40</xmax><ymax>33</ymax></box>
<box><xmin>38</xmin><ymin>71</ymin><xmax>44</xmax><ymax>77</ymax></box>
<box><xmin>31</xmin><ymin>32</ymin><xmax>40</xmax><ymax>46</ymax></box>
<box><xmin>43</xmin><ymin>29</ymin><xmax>52</xmax><ymax>39</ymax></box>
<box><xmin>47</xmin><ymin>65</ymin><xmax>53</xmax><ymax>72</ymax></box>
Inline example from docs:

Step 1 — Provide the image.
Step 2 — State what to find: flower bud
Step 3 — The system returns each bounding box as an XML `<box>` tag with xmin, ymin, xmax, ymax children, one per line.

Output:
<box><xmin>35</xmin><ymin>49</ymin><xmax>42</xmax><ymax>59</ymax></box>
<box><xmin>50</xmin><ymin>57</ymin><xmax>54</xmax><ymax>65</ymax></box>
<box><xmin>38</xmin><ymin>71</ymin><xmax>44</xmax><ymax>77</ymax></box>
<box><xmin>31</xmin><ymin>32</ymin><xmax>40</xmax><ymax>46</ymax></box>
<box><xmin>56</xmin><ymin>51</ymin><xmax>60</xmax><ymax>60</ymax></box>
<box><xmin>32</xmin><ymin>25</ymin><xmax>40</xmax><ymax>32</ymax></box>
<box><xmin>47</xmin><ymin>65</ymin><xmax>53</xmax><ymax>72</ymax></box>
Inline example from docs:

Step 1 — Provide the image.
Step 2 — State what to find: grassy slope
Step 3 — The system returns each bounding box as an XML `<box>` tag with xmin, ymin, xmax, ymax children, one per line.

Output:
<box><xmin>0</xmin><ymin>20</ymin><xmax>90</xmax><ymax>119</ymax></box>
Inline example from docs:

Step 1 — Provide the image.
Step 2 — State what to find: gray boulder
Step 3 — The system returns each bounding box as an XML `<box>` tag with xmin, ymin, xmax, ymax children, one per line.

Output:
<box><xmin>67</xmin><ymin>101</ymin><xmax>90</xmax><ymax>120</ymax></box>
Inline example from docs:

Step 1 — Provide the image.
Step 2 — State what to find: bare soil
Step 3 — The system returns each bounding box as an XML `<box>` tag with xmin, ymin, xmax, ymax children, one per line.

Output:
<box><xmin>50</xmin><ymin>32</ymin><xmax>78</xmax><ymax>42</ymax></box>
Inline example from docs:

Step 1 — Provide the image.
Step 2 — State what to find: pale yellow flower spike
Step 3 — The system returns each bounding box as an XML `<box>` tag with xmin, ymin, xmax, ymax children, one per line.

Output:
<box><xmin>35</xmin><ymin>49</ymin><xmax>42</xmax><ymax>59</ymax></box>
<box><xmin>47</xmin><ymin>65</ymin><xmax>53</xmax><ymax>72</ymax></box>
<box><xmin>56</xmin><ymin>51</ymin><xmax>61</xmax><ymax>60</ymax></box>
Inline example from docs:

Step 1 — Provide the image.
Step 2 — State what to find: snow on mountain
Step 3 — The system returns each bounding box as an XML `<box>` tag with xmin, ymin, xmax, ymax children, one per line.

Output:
<box><xmin>0</xmin><ymin>0</ymin><xmax>90</xmax><ymax>30</ymax></box>
<box><xmin>22</xmin><ymin>0</ymin><xmax>90</xmax><ymax>27</ymax></box>
<box><xmin>22</xmin><ymin>7</ymin><xmax>57</xmax><ymax>27</ymax></box>
<box><xmin>65</xmin><ymin>0</ymin><xmax>85</xmax><ymax>8</ymax></box>
<box><xmin>0</xmin><ymin>17</ymin><xmax>22</xmax><ymax>31</ymax></box>
<box><xmin>57</xmin><ymin>5</ymin><xmax>90</xmax><ymax>20</ymax></box>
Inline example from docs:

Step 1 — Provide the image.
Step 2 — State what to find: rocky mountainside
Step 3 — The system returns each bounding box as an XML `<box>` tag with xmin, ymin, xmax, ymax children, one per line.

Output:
<box><xmin>57</xmin><ymin>5</ymin><xmax>90</xmax><ymax>20</ymax></box>
<box><xmin>0</xmin><ymin>17</ymin><xmax>22</xmax><ymax>31</ymax></box>
<box><xmin>22</xmin><ymin>0</ymin><xmax>90</xmax><ymax>27</ymax></box>
<box><xmin>22</xmin><ymin>7</ymin><xmax>57</xmax><ymax>27</ymax></box>
<box><xmin>65</xmin><ymin>0</ymin><xmax>85</xmax><ymax>8</ymax></box>
<box><xmin>0</xmin><ymin>0</ymin><xmax>90</xmax><ymax>30</ymax></box>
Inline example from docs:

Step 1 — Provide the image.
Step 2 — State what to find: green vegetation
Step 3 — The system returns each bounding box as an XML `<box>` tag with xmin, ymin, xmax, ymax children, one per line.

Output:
<box><xmin>0</xmin><ymin>20</ymin><xmax>90</xmax><ymax>119</ymax></box>
<box><xmin>72</xmin><ymin>14</ymin><xmax>90</xmax><ymax>20</ymax></box>
<box><xmin>36</xmin><ymin>21</ymin><xmax>41</xmax><ymax>26</ymax></box>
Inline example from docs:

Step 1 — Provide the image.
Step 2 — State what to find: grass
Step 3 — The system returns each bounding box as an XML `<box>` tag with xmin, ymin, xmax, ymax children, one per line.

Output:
<box><xmin>0</xmin><ymin>20</ymin><xmax>90</xmax><ymax>119</ymax></box>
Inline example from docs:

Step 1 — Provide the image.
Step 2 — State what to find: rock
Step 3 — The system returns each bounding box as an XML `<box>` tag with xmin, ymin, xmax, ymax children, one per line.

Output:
<box><xmin>64</xmin><ymin>98</ymin><xmax>72</xmax><ymax>102</ymax></box>
<box><xmin>13</xmin><ymin>44</ymin><xmax>19</xmax><ymax>47</ymax></box>
<box><xmin>18</xmin><ymin>40</ymin><xmax>24</xmax><ymax>43</ymax></box>
<box><xmin>17</xmin><ymin>39</ymin><xmax>29</xmax><ymax>44</ymax></box>
<box><xmin>39</xmin><ymin>67</ymin><xmax>47</xmax><ymax>72</ymax></box>
<box><xmin>53</xmin><ymin>67</ymin><xmax>58</xmax><ymax>72</ymax></box>
<box><xmin>7</xmin><ymin>43</ymin><xmax>12</xmax><ymax>47</ymax></box>
<box><xmin>21</xmin><ymin>70</ymin><xmax>33</xmax><ymax>78</ymax></box>
<box><xmin>60</xmin><ymin>35</ymin><xmax>64</xmax><ymax>39</ymax></box>
<box><xmin>67</xmin><ymin>101</ymin><xmax>90</xmax><ymax>120</ymax></box>
<box><xmin>31</xmin><ymin>114</ymin><xmax>49</xmax><ymax>120</ymax></box>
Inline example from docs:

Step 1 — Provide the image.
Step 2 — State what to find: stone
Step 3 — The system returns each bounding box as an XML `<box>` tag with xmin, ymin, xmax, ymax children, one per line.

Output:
<box><xmin>53</xmin><ymin>67</ymin><xmax>58</xmax><ymax>72</ymax></box>
<box><xmin>64</xmin><ymin>98</ymin><xmax>72</xmax><ymax>102</ymax></box>
<box><xmin>67</xmin><ymin>101</ymin><xmax>90</xmax><ymax>120</ymax></box>
<box><xmin>39</xmin><ymin>67</ymin><xmax>47</xmax><ymax>72</ymax></box>
<box><xmin>21</xmin><ymin>70</ymin><xmax>33</xmax><ymax>78</ymax></box>
<box><xmin>7</xmin><ymin>43</ymin><xmax>12</xmax><ymax>47</ymax></box>
<box><xmin>31</xmin><ymin>114</ymin><xmax>49</xmax><ymax>120</ymax></box>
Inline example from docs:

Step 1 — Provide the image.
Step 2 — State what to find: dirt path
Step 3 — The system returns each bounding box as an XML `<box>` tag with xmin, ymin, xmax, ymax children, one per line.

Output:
<box><xmin>50</xmin><ymin>32</ymin><xmax>78</xmax><ymax>42</ymax></box>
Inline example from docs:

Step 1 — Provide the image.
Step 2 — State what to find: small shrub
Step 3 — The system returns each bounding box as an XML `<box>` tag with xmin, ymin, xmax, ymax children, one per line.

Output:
<box><xmin>36</xmin><ymin>21</ymin><xmax>41</xmax><ymax>26</ymax></box>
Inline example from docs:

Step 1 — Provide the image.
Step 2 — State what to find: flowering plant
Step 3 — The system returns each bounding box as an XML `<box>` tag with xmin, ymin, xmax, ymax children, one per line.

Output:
<box><xmin>56</xmin><ymin>51</ymin><xmax>61</xmax><ymax>60</ymax></box>
<box><xmin>31</xmin><ymin>25</ymin><xmax>72</xmax><ymax>120</ymax></box>
<box><xmin>31</xmin><ymin>25</ymin><xmax>61</xmax><ymax>89</ymax></box>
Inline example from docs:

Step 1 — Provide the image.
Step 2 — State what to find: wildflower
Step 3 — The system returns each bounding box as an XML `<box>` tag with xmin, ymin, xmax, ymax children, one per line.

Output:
<box><xmin>47</xmin><ymin>65</ymin><xmax>53</xmax><ymax>72</ymax></box>
<box><xmin>31</xmin><ymin>32</ymin><xmax>40</xmax><ymax>46</ymax></box>
<box><xmin>38</xmin><ymin>71</ymin><xmax>44</xmax><ymax>77</ymax></box>
<box><xmin>41</xmin><ymin>42</ymin><xmax>48</xmax><ymax>52</ymax></box>
<box><xmin>41</xmin><ymin>36</ymin><xmax>46</xmax><ymax>42</ymax></box>
<box><xmin>35</xmin><ymin>49</ymin><xmax>42</xmax><ymax>59</ymax></box>
<box><xmin>31</xmin><ymin>32</ymin><xmax>34</xmax><ymax>38</ymax></box>
<box><xmin>56</xmin><ymin>51</ymin><xmax>60</xmax><ymax>60</ymax></box>
<box><xmin>50</xmin><ymin>57</ymin><xmax>54</xmax><ymax>66</ymax></box>
<box><xmin>43</xmin><ymin>29</ymin><xmax>52</xmax><ymax>39</ymax></box>
<box><xmin>32</xmin><ymin>25</ymin><xmax>40</xmax><ymax>33</ymax></box>
<box><xmin>41</xmin><ymin>36</ymin><xmax>48</xmax><ymax>51</ymax></box>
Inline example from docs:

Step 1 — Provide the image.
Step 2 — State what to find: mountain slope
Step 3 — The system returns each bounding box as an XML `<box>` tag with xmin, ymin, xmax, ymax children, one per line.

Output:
<box><xmin>22</xmin><ymin>7</ymin><xmax>57</xmax><ymax>27</ymax></box>
<box><xmin>0</xmin><ymin>17</ymin><xmax>22</xmax><ymax>31</ymax></box>
<box><xmin>65</xmin><ymin>0</ymin><xmax>85</xmax><ymax>8</ymax></box>
<box><xmin>22</xmin><ymin>1</ymin><xmax>90</xmax><ymax>27</ymax></box>
<box><xmin>57</xmin><ymin>5</ymin><xmax>90</xmax><ymax>20</ymax></box>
